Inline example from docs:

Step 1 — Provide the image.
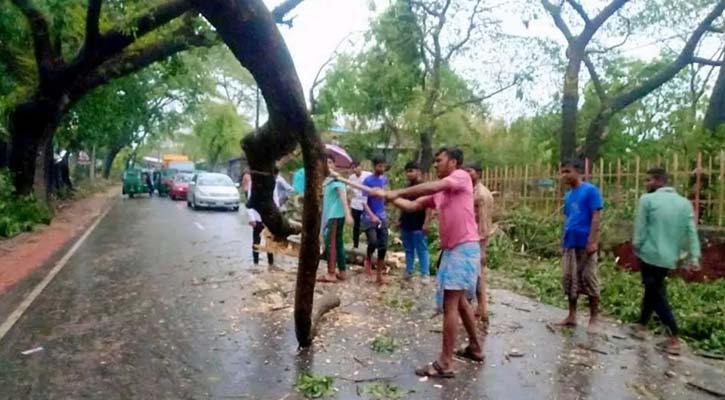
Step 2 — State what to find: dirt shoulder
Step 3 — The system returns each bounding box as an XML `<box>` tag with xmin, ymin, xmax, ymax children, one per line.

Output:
<box><xmin>0</xmin><ymin>186</ymin><xmax>119</xmax><ymax>319</ymax></box>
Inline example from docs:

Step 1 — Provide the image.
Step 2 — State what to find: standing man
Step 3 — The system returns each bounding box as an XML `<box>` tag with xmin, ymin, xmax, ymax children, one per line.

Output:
<box><xmin>319</xmin><ymin>154</ymin><xmax>354</xmax><ymax>282</ymax></box>
<box><xmin>247</xmin><ymin>168</ymin><xmax>290</xmax><ymax>266</ymax></box>
<box><xmin>348</xmin><ymin>161</ymin><xmax>371</xmax><ymax>249</ymax></box>
<box><xmin>632</xmin><ymin>167</ymin><xmax>700</xmax><ymax>355</ymax></box>
<box><xmin>373</xmin><ymin>147</ymin><xmax>483</xmax><ymax>377</ymax></box>
<box><xmin>292</xmin><ymin>166</ymin><xmax>305</xmax><ymax>195</ymax></box>
<box><xmin>241</xmin><ymin>169</ymin><xmax>252</xmax><ymax>201</ymax></box>
<box><xmin>399</xmin><ymin>161</ymin><xmax>431</xmax><ymax>279</ymax></box>
<box><xmin>362</xmin><ymin>157</ymin><xmax>388</xmax><ymax>285</ymax></box>
<box><xmin>557</xmin><ymin>159</ymin><xmax>603</xmax><ymax>331</ymax></box>
<box><xmin>464</xmin><ymin>163</ymin><xmax>494</xmax><ymax>322</ymax></box>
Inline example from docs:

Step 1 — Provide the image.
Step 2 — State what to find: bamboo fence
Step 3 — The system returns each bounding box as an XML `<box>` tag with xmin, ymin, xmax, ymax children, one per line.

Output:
<box><xmin>482</xmin><ymin>151</ymin><xmax>725</xmax><ymax>227</ymax></box>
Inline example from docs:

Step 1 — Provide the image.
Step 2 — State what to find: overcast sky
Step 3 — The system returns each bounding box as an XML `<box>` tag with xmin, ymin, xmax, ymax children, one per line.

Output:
<box><xmin>263</xmin><ymin>0</ymin><xmax>717</xmax><ymax>121</ymax></box>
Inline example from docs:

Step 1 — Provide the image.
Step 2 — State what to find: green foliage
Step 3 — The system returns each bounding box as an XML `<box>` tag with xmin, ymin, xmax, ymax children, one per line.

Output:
<box><xmin>491</xmin><ymin>225</ymin><xmax>725</xmax><ymax>355</ymax></box>
<box><xmin>370</xmin><ymin>333</ymin><xmax>401</xmax><ymax>354</ymax></box>
<box><xmin>185</xmin><ymin>102</ymin><xmax>249</xmax><ymax>169</ymax></box>
<box><xmin>361</xmin><ymin>381</ymin><xmax>405</xmax><ymax>399</ymax></box>
<box><xmin>0</xmin><ymin>169</ymin><xmax>51</xmax><ymax>238</ymax></box>
<box><xmin>294</xmin><ymin>371</ymin><xmax>335</xmax><ymax>398</ymax></box>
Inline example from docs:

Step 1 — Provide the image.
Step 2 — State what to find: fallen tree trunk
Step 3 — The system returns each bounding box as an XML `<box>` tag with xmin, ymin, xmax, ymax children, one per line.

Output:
<box><xmin>193</xmin><ymin>0</ymin><xmax>326</xmax><ymax>347</ymax></box>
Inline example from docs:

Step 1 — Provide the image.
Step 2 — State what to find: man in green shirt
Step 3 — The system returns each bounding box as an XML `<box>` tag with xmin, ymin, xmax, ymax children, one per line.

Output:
<box><xmin>632</xmin><ymin>167</ymin><xmax>701</xmax><ymax>355</ymax></box>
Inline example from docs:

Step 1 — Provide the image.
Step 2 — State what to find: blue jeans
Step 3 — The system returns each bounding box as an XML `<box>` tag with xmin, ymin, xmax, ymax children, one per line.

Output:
<box><xmin>401</xmin><ymin>229</ymin><xmax>430</xmax><ymax>276</ymax></box>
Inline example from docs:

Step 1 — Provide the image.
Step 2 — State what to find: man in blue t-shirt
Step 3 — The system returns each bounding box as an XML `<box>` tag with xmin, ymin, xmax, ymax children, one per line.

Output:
<box><xmin>557</xmin><ymin>159</ymin><xmax>604</xmax><ymax>331</ymax></box>
<box><xmin>362</xmin><ymin>157</ymin><xmax>388</xmax><ymax>285</ymax></box>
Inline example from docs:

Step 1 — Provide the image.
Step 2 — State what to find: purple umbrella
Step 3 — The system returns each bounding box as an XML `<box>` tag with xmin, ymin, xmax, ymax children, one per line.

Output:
<box><xmin>325</xmin><ymin>144</ymin><xmax>353</xmax><ymax>168</ymax></box>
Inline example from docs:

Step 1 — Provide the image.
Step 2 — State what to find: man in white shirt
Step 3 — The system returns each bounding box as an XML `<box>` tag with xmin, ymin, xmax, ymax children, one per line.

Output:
<box><xmin>348</xmin><ymin>161</ymin><xmax>372</xmax><ymax>249</ymax></box>
<box><xmin>247</xmin><ymin>167</ymin><xmax>291</xmax><ymax>265</ymax></box>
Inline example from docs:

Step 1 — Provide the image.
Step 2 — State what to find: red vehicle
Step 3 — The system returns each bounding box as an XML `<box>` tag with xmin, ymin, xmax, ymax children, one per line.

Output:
<box><xmin>169</xmin><ymin>173</ymin><xmax>193</xmax><ymax>200</ymax></box>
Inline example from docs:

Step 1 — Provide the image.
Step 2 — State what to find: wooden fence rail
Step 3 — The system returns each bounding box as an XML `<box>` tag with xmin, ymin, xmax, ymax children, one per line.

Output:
<box><xmin>483</xmin><ymin>151</ymin><xmax>725</xmax><ymax>227</ymax></box>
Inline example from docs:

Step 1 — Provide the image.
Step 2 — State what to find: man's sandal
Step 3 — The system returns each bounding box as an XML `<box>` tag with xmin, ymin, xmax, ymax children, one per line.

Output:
<box><xmin>414</xmin><ymin>361</ymin><xmax>455</xmax><ymax>378</ymax></box>
<box><xmin>455</xmin><ymin>346</ymin><xmax>485</xmax><ymax>362</ymax></box>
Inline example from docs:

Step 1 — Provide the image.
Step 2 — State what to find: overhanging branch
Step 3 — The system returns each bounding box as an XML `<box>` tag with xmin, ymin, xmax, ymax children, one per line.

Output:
<box><xmin>432</xmin><ymin>78</ymin><xmax>518</xmax><ymax>118</ymax></box>
<box><xmin>71</xmin><ymin>32</ymin><xmax>217</xmax><ymax>100</ymax></box>
<box><xmin>692</xmin><ymin>56</ymin><xmax>725</xmax><ymax>67</ymax></box>
<box><xmin>443</xmin><ymin>0</ymin><xmax>483</xmax><ymax>61</ymax></box>
<box><xmin>10</xmin><ymin>0</ymin><xmax>57</xmax><ymax>77</ymax></box>
<box><xmin>84</xmin><ymin>0</ymin><xmax>103</xmax><ymax>51</ymax></box>
<box><xmin>565</xmin><ymin>0</ymin><xmax>590</xmax><ymax>25</ymax></box>
<box><xmin>271</xmin><ymin>0</ymin><xmax>306</xmax><ymax>27</ymax></box>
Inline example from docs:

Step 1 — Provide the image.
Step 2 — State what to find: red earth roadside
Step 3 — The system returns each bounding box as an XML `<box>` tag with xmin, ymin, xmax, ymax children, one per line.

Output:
<box><xmin>0</xmin><ymin>186</ymin><xmax>120</xmax><ymax>294</ymax></box>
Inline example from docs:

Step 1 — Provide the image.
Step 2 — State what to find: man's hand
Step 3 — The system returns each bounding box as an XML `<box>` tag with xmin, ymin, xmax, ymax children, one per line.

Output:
<box><xmin>368</xmin><ymin>188</ymin><xmax>385</xmax><ymax>198</ymax></box>
<box><xmin>249</xmin><ymin>221</ymin><xmax>257</xmax><ymax>228</ymax></box>
<box><xmin>422</xmin><ymin>223</ymin><xmax>429</xmax><ymax>234</ymax></box>
<box><xmin>586</xmin><ymin>241</ymin><xmax>598</xmax><ymax>254</ymax></box>
<box><xmin>371</xmin><ymin>215</ymin><xmax>381</xmax><ymax>226</ymax></box>
<box><xmin>345</xmin><ymin>215</ymin><xmax>353</xmax><ymax>226</ymax></box>
<box><xmin>689</xmin><ymin>262</ymin><xmax>701</xmax><ymax>272</ymax></box>
<box><xmin>385</xmin><ymin>189</ymin><xmax>401</xmax><ymax>201</ymax></box>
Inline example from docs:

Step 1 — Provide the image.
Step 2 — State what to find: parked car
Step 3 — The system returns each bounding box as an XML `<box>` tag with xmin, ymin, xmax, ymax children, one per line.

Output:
<box><xmin>187</xmin><ymin>172</ymin><xmax>240</xmax><ymax>211</ymax></box>
<box><xmin>169</xmin><ymin>173</ymin><xmax>193</xmax><ymax>201</ymax></box>
<box><xmin>153</xmin><ymin>168</ymin><xmax>178</xmax><ymax>197</ymax></box>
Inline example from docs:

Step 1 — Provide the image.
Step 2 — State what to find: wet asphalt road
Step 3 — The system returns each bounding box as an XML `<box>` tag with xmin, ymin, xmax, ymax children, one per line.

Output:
<box><xmin>1</xmin><ymin>196</ymin><xmax>723</xmax><ymax>399</ymax></box>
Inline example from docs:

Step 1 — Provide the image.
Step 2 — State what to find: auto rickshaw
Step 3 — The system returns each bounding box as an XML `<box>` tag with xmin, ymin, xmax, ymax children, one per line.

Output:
<box><xmin>122</xmin><ymin>168</ymin><xmax>151</xmax><ymax>198</ymax></box>
<box><xmin>153</xmin><ymin>168</ymin><xmax>177</xmax><ymax>197</ymax></box>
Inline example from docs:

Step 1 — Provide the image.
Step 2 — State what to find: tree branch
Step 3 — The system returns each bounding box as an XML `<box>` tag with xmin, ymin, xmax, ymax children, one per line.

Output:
<box><xmin>586</xmin><ymin>16</ymin><xmax>631</xmax><ymax>54</ymax></box>
<box><xmin>692</xmin><ymin>56</ymin><xmax>725</xmax><ymax>67</ymax></box>
<box><xmin>10</xmin><ymin>0</ymin><xmax>57</xmax><ymax>77</ymax></box>
<box><xmin>443</xmin><ymin>0</ymin><xmax>483</xmax><ymax>61</ymax></box>
<box><xmin>271</xmin><ymin>0</ymin><xmax>306</xmax><ymax>27</ymax></box>
<box><xmin>609</xmin><ymin>0</ymin><xmax>725</xmax><ymax>113</ymax></box>
<box><xmin>541</xmin><ymin>0</ymin><xmax>576</xmax><ymax>45</ymax></box>
<box><xmin>432</xmin><ymin>78</ymin><xmax>518</xmax><ymax>118</ymax></box>
<box><xmin>582</xmin><ymin>56</ymin><xmax>606</xmax><ymax>101</ymax></box>
<box><xmin>565</xmin><ymin>0</ymin><xmax>590</xmax><ymax>25</ymax></box>
<box><xmin>583</xmin><ymin>0</ymin><xmax>631</xmax><ymax>45</ymax></box>
<box><xmin>96</xmin><ymin>0</ymin><xmax>192</xmax><ymax>59</ymax></box>
<box><xmin>71</xmin><ymin>32</ymin><xmax>217</xmax><ymax>100</ymax></box>
<box><xmin>84</xmin><ymin>0</ymin><xmax>103</xmax><ymax>51</ymax></box>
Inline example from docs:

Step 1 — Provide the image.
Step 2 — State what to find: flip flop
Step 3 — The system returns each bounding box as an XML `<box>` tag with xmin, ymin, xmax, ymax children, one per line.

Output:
<box><xmin>455</xmin><ymin>346</ymin><xmax>485</xmax><ymax>362</ymax></box>
<box><xmin>415</xmin><ymin>361</ymin><xmax>455</xmax><ymax>378</ymax></box>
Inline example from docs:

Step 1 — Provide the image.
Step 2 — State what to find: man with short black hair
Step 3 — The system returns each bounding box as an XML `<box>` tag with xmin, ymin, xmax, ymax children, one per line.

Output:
<box><xmin>362</xmin><ymin>157</ymin><xmax>388</xmax><ymax>284</ymax></box>
<box><xmin>371</xmin><ymin>146</ymin><xmax>483</xmax><ymax>378</ymax></box>
<box><xmin>399</xmin><ymin>161</ymin><xmax>431</xmax><ymax>279</ymax></box>
<box><xmin>348</xmin><ymin>160</ymin><xmax>371</xmax><ymax>249</ymax></box>
<box><xmin>632</xmin><ymin>167</ymin><xmax>701</xmax><ymax>355</ymax></box>
<box><xmin>557</xmin><ymin>159</ymin><xmax>603</xmax><ymax>331</ymax></box>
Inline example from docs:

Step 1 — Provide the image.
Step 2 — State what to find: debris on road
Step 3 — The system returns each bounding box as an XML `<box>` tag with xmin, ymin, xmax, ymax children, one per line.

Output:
<box><xmin>20</xmin><ymin>347</ymin><xmax>44</xmax><ymax>355</ymax></box>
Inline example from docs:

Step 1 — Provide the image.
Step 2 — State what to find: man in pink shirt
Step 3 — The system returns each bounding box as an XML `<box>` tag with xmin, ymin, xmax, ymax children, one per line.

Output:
<box><xmin>370</xmin><ymin>147</ymin><xmax>482</xmax><ymax>378</ymax></box>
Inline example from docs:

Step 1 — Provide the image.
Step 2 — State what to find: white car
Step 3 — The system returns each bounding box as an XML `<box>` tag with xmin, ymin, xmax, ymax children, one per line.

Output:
<box><xmin>187</xmin><ymin>173</ymin><xmax>240</xmax><ymax>211</ymax></box>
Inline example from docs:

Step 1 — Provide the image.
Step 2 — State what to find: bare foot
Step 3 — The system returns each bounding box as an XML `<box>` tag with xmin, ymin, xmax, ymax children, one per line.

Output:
<box><xmin>555</xmin><ymin>316</ymin><xmax>578</xmax><ymax>327</ymax></box>
<box><xmin>663</xmin><ymin>337</ymin><xmax>681</xmax><ymax>355</ymax></box>
<box><xmin>629</xmin><ymin>324</ymin><xmax>648</xmax><ymax>341</ymax></box>
<box><xmin>317</xmin><ymin>274</ymin><xmax>338</xmax><ymax>283</ymax></box>
<box><xmin>375</xmin><ymin>276</ymin><xmax>387</xmax><ymax>285</ymax></box>
<box><xmin>336</xmin><ymin>271</ymin><xmax>347</xmax><ymax>281</ymax></box>
<box><xmin>587</xmin><ymin>318</ymin><xmax>600</xmax><ymax>334</ymax></box>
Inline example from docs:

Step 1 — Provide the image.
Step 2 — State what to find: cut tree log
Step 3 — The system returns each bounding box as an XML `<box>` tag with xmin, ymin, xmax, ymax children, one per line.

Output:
<box><xmin>310</xmin><ymin>292</ymin><xmax>341</xmax><ymax>339</ymax></box>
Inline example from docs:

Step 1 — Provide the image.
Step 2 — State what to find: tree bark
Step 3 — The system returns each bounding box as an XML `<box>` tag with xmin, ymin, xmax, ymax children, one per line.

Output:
<box><xmin>193</xmin><ymin>0</ymin><xmax>326</xmax><ymax>347</ymax></box>
<box><xmin>103</xmin><ymin>146</ymin><xmax>122</xmax><ymax>179</ymax></box>
<box><xmin>7</xmin><ymin>99</ymin><xmax>62</xmax><ymax>197</ymax></box>
<box><xmin>560</xmin><ymin>54</ymin><xmax>582</xmax><ymax>162</ymax></box>
<box><xmin>703</xmin><ymin>61</ymin><xmax>725</xmax><ymax>135</ymax></box>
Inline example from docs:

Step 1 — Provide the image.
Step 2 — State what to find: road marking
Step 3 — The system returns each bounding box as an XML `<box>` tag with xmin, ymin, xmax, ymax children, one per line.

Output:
<box><xmin>194</xmin><ymin>222</ymin><xmax>205</xmax><ymax>231</ymax></box>
<box><xmin>0</xmin><ymin>203</ymin><xmax>114</xmax><ymax>342</ymax></box>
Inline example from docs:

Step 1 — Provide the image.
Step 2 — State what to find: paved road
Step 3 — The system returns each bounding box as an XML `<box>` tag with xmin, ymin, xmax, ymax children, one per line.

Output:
<box><xmin>0</xmin><ymin>196</ymin><xmax>723</xmax><ymax>399</ymax></box>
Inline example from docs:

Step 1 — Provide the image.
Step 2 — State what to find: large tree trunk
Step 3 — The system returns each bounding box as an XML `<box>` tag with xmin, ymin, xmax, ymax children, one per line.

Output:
<box><xmin>103</xmin><ymin>148</ymin><xmax>121</xmax><ymax>179</ymax></box>
<box><xmin>0</xmin><ymin>139</ymin><xmax>8</xmax><ymax>169</ymax></box>
<box><xmin>194</xmin><ymin>0</ymin><xmax>326</xmax><ymax>347</ymax></box>
<box><xmin>8</xmin><ymin>97</ymin><xmax>66</xmax><ymax>200</ymax></box>
<box><xmin>581</xmin><ymin>109</ymin><xmax>611</xmax><ymax>161</ymax></box>
<box><xmin>560</xmin><ymin>54</ymin><xmax>582</xmax><ymax>163</ymax></box>
<box><xmin>703</xmin><ymin>62</ymin><xmax>725</xmax><ymax>136</ymax></box>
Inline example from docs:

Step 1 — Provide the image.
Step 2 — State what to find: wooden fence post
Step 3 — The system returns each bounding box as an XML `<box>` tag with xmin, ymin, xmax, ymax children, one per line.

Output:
<box><xmin>523</xmin><ymin>164</ymin><xmax>529</xmax><ymax>207</ymax></box>
<box><xmin>616</xmin><ymin>158</ymin><xmax>622</xmax><ymax>201</ymax></box>
<box><xmin>599</xmin><ymin>158</ymin><xmax>604</xmax><ymax>197</ymax></box>
<box><xmin>695</xmin><ymin>152</ymin><xmax>702</xmax><ymax>224</ymax></box>
<box><xmin>635</xmin><ymin>155</ymin><xmax>640</xmax><ymax>207</ymax></box>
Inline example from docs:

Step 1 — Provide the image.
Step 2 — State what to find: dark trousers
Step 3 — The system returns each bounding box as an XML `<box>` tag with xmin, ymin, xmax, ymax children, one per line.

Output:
<box><xmin>252</xmin><ymin>223</ymin><xmax>274</xmax><ymax>265</ymax></box>
<box><xmin>365</xmin><ymin>221</ymin><xmax>388</xmax><ymax>261</ymax></box>
<box><xmin>351</xmin><ymin>209</ymin><xmax>363</xmax><ymax>248</ymax></box>
<box><xmin>639</xmin><ymin>260</ymin><xmax>678</xmax><ymax>336</ymax></box>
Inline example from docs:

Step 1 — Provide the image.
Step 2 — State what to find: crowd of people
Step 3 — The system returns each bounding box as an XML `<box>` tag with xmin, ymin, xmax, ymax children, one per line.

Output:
<box><xmin>243</xmin><ymin>146</ymin><xmax>701</xmax><ymax>378</ymax></box>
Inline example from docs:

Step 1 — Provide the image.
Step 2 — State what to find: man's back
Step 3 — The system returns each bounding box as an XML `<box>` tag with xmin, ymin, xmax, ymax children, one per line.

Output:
<box><xmin>634</xmin><ymin>187</ymin><xmax>700</xmax><ymax>269</ymax></box>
